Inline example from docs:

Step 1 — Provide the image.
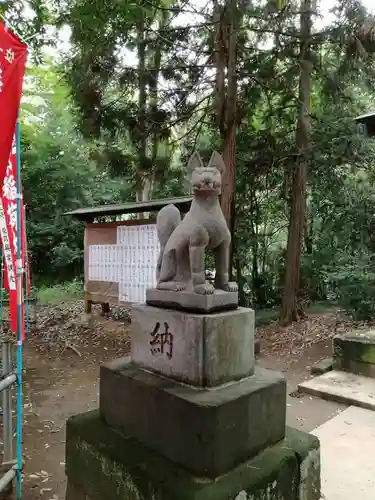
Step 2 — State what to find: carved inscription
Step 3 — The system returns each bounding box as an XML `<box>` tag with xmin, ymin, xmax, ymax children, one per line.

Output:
<box><xmin>149</xmin><ymin>322</ymin><xmax>173</xmax><ymax>359</ymax></box>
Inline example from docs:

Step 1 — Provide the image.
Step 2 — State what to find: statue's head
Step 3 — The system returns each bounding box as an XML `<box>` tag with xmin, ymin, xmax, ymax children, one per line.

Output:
<box><xmin>187</xmin><ymin>151</ymin><xmax>226</xmax><ymax>196</ymax></box>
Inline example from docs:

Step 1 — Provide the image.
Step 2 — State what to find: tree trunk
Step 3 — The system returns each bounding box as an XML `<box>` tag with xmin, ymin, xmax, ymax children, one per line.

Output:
<box><xmin>279</xmin><ymin>0</ymin><xmax>313</xmax><ymax>326</ymax></box>
<box><xmin>213</xmin><ymin>0</ymin><xmax>238</xmax><ymax>279</ymax></box>
<box><xmin>136</xmin><ymin>13</ymin><xmax>148</xmax><ymax>207</ymax></box>
<box><xmin>148</xmin><ymin>11</ymin><xmax>168</xmax><ymax>206</ymax></box>
<box><xmin>220</xmin><ymin>0</ymin><xmax>238</xmax><ymax>235</ymax></box>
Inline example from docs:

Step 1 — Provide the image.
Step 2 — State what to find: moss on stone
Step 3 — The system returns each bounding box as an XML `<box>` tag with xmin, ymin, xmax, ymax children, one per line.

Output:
<box><xmin>359</xmin><ymin>345</ymin><xmax>375</xmax><ymax>364</ymax></box>
<box><xmin>333</xmin><ymin>334</ymin><xmax>375</xmax><ymax>377</ymax></box>
<box><xmin>65</xmin><ymin>411</ymin><xmax>320</xmax><ymax>500</ymax></box>
<box><xmin>334</xmin><ymin>335</ymin><xmax>375</xmax><ymax>365</ymax></box>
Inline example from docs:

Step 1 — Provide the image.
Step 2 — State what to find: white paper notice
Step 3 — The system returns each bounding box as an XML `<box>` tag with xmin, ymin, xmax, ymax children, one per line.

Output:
<box><xmin>88</xmin><ymin>224</ymin><xmax>160</xmax><ymax>303</ymax></box>
<box><xmin>117</xmin><ymin>224</ymin><xmax>160</xmax><ymax>302</ymax></box>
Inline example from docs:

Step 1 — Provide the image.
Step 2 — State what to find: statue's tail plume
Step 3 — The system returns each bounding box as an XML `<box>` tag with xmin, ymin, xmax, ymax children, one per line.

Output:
<box><xmin>156</xmin><ymin>204</ymin><xmax>181</xmax><ymax>281</ymax></box>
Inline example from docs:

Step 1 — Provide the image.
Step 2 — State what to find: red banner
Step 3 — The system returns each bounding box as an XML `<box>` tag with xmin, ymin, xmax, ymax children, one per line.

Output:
<box><xmin>1</xmin><ymin>136</ymin><xmax>19</xmax><ymax>333</ymax></box>
<box><xmin>1</xmin><ymin>138</ymin><xmax>30</xmax><ymax>336</ymax></box>
<box><xmin>0</xmin><ymin>22</ymin><xmax>27</xmax><ymax>186</ymax></box>
<box><xmin>0</xmin><ymin>22</ymin><xmax>28</xmax><ymax>337</ymax></box>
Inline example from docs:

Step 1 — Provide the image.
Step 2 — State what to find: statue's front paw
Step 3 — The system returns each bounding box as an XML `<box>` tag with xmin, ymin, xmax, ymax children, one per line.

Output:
<box><xmin>194</xmin><ymin>283</ymin><xmax>215</xmax><ymax>295</ymax></box>
<box><xmin>223</xmin><ymin>281</ymin><xmax>238</xmax><ymax>292</ymax></box>
<box><xmin>175</xmin><ymin>282</ymin><xmax>186</xmax><ymax>291</ymax></box>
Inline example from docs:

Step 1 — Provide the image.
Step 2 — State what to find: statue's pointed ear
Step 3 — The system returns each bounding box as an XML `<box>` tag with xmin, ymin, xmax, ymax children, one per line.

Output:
<box><xmin>187</xmin><ymin>151</ymin><xmax>203</xmax><ymax>177</ymax></box>
<box><xmin>208</xmin><ymin>151</ymin><xmax>225</xmax><ymax>175</ymax></box>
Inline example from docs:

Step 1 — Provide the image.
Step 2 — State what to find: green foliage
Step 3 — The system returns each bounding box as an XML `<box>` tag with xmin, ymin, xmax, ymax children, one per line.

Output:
<box><xmin>6</xmin><ymin>0</ymin><xmax>375</xmax><ymax>325</ymax></box>
<box><xmin>21</xmin><ymin>64</ymin><xmax>122</xmax><ymax>283</ymax></box>
<box><xmin>36</xmin><ymin>279</ymin><xmax>82</xmax><ymax>306</ymax></box>
<box><xmin>314</xmin><ymin>171</ymin><xmax>375</xmax><ymax>320</ymax></box>
<box><xmin>0</xmin><ymin>1</ymin><xmax>58</xmax><ymax>61</ymax></box>
<box><xmin>327</xmin><ymin>254</ymin><xmax>375</xmax><ymax>321</ymax></box>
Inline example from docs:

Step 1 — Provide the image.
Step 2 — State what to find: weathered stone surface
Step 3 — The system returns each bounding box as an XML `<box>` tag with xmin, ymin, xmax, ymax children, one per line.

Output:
<box><xmin>333</xmin><ymin>330</ymin><xmax>375</xmax><ymax>378</ymax></box>
<box><xmin>65</xmin><ymin>410</ymin><xmax>320</xmax><ymax>500</ymax></box>
<box><xmin>100</xmin><ymin>358</ymin><xmax>286</xmax><ymax>477</ymax></box>
<box><xmin>310</xmin><ymin>358</ymin><xmax>332</xmax><ymax>375</ymax></box>
<box><xmin>312</xmin><ymin>405</ymin><xmax>375</xmax><ymax>500</ymax></box>
<box><xmin>287</xmin><ymin>428</ymin><xmax>321</xmax><ymax>500</ymax></box>
<box><xmin>298</xmin><ymin>370</ymin><xmax>375</xmax><ymax>410</ymax></box>
<box><xmin>146</xmin><ymin>288</ymin><xmax>238</xmax><ymax>313</ymax></box>
<box><xmin>131</xmin><ymin>304</ymin><xmax>254</xmax><ymax>387</ymax></box>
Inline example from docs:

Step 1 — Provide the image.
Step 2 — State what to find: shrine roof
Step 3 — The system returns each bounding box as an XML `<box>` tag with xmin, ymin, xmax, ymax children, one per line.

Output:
<box><xmin>64</xmin><ymin>196</ymin><xmax>193</xmax><ymax>221</ymax></box>
<box><xmin>355</xmin><ymin>112</ymin><xmax>375</xmax><ymax>136</ymax></box>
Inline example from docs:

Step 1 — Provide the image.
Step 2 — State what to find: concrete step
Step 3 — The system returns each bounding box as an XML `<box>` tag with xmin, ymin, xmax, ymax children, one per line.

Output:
<box><xmin>298</xmin><ymin>370</ymin><xmax>375</xmax><ymax>410</ymax></box>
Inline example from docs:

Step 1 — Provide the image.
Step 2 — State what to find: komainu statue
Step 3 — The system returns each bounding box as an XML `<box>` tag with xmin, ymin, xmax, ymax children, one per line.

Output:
<box><xmin>156</xmin><ymin>151</ymin><xmax>238</xmax><ymax>295</ymax></box>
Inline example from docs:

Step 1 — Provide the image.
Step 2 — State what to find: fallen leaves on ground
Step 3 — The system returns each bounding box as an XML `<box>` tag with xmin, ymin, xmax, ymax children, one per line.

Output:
<box><xmin>20</xmin><ymin>300</ymin><xmax>132</xmax><ymax>360</ymax></box>
<box><xmin>2</xmin><ymin>299</ymin><xmax>374</xmax><ymax>365</ymax></box>
<box><xmin>257</xmin><ymin>309</ymin><xmax>375</xmax><ymax>359</ymax></box>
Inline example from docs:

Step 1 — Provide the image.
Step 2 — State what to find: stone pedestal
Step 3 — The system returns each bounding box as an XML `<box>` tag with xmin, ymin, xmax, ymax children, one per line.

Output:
<box><xmin>333</xmin><ymin>330</ymin><xmax>375</xmax><ymax>378</ymax></box>
<box><xmin>100</xmin><ymin>358</ymin><xmax>286</xmax><ymax>477</ymax></box>
<box><xmin>146</xmin><ymin>288</ymin><xmax>238</xmax><ymax>313</ymax></box>
<box><xmin>131</xmin><ymin>305</ymin><xmax>254</xmax><ymax>387</ymax></box>
<box><xmin>66</xmin><ymin>295</ymin><xmax>321</xmax><ymax>499</ymax></box>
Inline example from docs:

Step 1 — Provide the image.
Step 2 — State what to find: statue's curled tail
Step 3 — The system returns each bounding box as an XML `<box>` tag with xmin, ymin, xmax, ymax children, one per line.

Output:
<box><xmin>156</xmin><ymin>204</ymin><xmax>181</xmax><ymax>283</ymax></box>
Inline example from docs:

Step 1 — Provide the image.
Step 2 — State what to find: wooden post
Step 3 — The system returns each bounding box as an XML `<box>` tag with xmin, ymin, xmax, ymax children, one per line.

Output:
<box><xmin>101</xmin><ymin>302</ymin><xmax>110</xmax><ymax>316</ymax></box>
<box><xmin>84</xmin><ymin>292</ymin><xmax>92</xmax><ymax>315</ymax></box>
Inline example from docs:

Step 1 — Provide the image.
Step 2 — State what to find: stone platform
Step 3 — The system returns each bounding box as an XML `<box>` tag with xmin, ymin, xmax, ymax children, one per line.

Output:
<box><xmin>146</xmin><ymin>288</ymin><xmax>238</xmax><ymax>313</ymax></box>
<box><xmin>131</xmin><ymin>304</ymin><xmax>254</xmax><ymax>387</ymax></box>
<box><xmin>298</xmin><ymin>370</ymin><xmax>375</xmax><ymax>410</ymax></box>
<box><xmin>100</xmin><ymin>357</ymin><xmax>286</xmax><ymax>477</ymax></box>
<box><xmin>65</xmin><ymin>410</ymin><xmax>321</xmax><ymax>500</ymax></box>
<box><xmin>333</xmin><ymin>330</ymin><xmax>375</xmax><ymax>378</ymax></box>
<box><xmin>312</xmin><ymin>405</ymin><xmax>375</xmax><ymax>500</ymax></box>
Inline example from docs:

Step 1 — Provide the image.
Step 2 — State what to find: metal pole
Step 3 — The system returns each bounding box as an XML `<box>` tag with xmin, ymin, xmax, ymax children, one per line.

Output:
<box><xmin>0</xmin><ymin>374</ymin><xmax>16</xmax><ymax>393</ymax></box>
<box><xmin>2</xmin><ymin>342</ymin><xmax>13</xmax><ymax>463</ymax></box>
<box><xmin>15</xmin><ymin>121</ymin><xmax>24</xmax><ymax>500</ymax></box>
<box><xmin>0</xmin><ymin>466</ymin><xmax>16</xmax><ymax>493</ymax></box>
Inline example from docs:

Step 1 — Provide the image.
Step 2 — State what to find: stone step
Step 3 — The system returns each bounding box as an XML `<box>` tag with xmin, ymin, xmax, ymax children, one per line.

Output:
<box><xmin>312</xmin><ymin>406</ymin><xmax>375</xmax><ymax>500</ymax></box>
<box><xmin>298</xmin><ymin>370</ymin><xmax>375</xmax><ymax>411</ymax></box>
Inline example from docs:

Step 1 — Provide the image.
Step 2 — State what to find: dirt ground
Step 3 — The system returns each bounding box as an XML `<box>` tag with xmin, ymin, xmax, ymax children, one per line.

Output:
<box><xmin>2</xmin><ymin>303</ymin><xmax>358</xmax><ymax>500</ymax></box>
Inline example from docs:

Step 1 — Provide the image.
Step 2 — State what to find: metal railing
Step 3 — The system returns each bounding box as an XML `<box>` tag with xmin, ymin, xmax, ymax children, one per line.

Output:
<box><xmin>0</xmin><ymin>341</ymin><xmax>18</xmax><ymax>494</ymax></box>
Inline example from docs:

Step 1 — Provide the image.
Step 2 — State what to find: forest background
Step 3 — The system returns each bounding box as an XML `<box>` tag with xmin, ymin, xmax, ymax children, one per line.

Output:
<box><xmin>3</xmin><ymin>0</ymin><xmax>375</xmax><ymax>325</ymax></box>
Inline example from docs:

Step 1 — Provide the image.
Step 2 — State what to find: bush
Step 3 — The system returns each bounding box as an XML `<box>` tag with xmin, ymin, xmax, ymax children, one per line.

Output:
<box><xmin>326</xmin><ymin>255</ymin><xmax>375</xmax><ymax>321</ymax></box>
<box><xmin>36</xmin><ymin>280</ymin><xmax>83</xmax><ymax>306</ymax></box>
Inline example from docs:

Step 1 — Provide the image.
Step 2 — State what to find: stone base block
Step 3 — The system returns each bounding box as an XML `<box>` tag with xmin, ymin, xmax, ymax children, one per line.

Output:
<box><xmin>146</xmin><ymin>287</ymin><xmax>238</xmax><ymax>313</ymax></box>
<box><xmin>65</xmin><ymin>410</ymin><xmax>321</xmax><ymax>500</ymax></box>
<box><xmin>333</xmin><ymin>330</ymin><xmax>375</xmax><ymax>377</ymax></box>
<box><xmin>100</xmin><ymin>357</ymin><xmax>286</xmax><ymax>477</ymax></box>
<box><xmin>131</xmin><ymin>304</ymin><xmax>254</xmax><ymax>387</ymax></box>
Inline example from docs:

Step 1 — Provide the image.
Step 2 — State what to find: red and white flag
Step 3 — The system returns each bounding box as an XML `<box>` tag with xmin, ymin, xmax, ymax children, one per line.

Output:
<box><xmin>0</xmin><ymin>21</ymin><xmax>28</xmax><ymax>337</ymax></box>
<box><xmin>0</xmin><ymin>22</ymin><xmax>27</xmax><ymax>183</ymax></box>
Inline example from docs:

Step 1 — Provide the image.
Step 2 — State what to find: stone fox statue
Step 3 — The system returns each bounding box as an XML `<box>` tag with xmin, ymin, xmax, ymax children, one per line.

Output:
<box><xmin>156</xmin><ymin>151</ymin><xmax>238</xmax><ymax>295</ymax></box>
